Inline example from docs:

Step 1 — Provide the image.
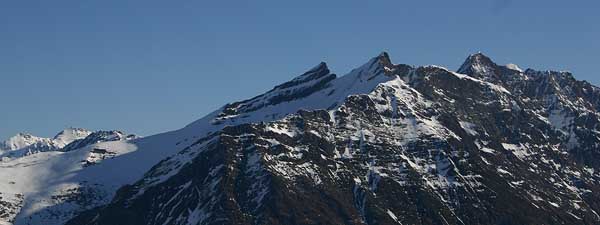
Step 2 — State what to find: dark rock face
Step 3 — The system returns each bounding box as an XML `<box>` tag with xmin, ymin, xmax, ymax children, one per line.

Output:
<box><xmin>214</xmin><ymin>62</ymin><xmax>337</xmax><ymax>124</ymax></box>
<box><xmin>0</xmin><ymin>193</ymin><xmax>22</xmax><ymax>224</ymax></box>
<box><xmin>67</xmin><ymin>53</ymin><xmax>600</xmax><ymax>225</ymax></box>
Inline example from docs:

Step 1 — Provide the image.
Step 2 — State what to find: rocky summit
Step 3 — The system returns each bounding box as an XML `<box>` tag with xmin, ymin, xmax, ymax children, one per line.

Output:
<box><xmin>3</xmin><ymin>52</ymin><xmax>600</xmax><ymax>225</ymax></box>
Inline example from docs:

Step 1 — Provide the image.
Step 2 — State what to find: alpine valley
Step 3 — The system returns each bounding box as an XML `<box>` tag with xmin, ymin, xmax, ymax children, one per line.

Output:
<box><xmin>2</xmin><ymin>52</ymin><xmax>600</xmax><ymax>225</ymax></box>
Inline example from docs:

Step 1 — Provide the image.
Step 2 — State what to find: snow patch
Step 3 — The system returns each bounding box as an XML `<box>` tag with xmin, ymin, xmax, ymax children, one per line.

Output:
<box><xmin>506</xmin><ymin>63</ymin><xmax>523</xmax><ymax>72</ymax></box>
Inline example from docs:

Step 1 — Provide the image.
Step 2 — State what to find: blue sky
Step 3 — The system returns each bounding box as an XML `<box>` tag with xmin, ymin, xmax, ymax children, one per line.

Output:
<box><xmin>1</xmin><ymin>0</ymin><xmax>599</xmax><ymax>140</ymax></box>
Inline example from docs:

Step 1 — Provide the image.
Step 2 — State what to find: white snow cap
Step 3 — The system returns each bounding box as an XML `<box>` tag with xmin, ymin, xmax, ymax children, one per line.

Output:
<box><xmin>52</xmin><ymin>127</ymin><xmax>92</xmax><ymax>146</ymax></box>
<box><xmin>506</xmin><ymin>63</ymin><xmax>523</xmax><ymax>72</ymax></box>
<box><xmin>0</xmin><ymin>128</ymin><xmax>91</xmax><ymax>152</ymax></box>
<box><xmin>0</xmin><ymin>132</ymin><xmax>45</xmax><ymax>151</ymax></box>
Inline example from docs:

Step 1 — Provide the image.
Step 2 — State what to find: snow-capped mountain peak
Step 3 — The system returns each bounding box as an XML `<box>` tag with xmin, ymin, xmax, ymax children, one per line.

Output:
<box><xmin>1</xmin><ymin>128</ymin><xmax>92</xmax><ymax>152</ymax></box>
<box><xmin>0</xmin><ymin>133</ymin><xmax>47</xmax><ymax>151</ymax></box>
<box><xmin>52</xmin><ymin>128</ymin><xmax>92</xmax><ymax>147</ymax></box>
<box><xmin>62</xmin><ymin>130</ymin><xmax>139</xmax><ymax>152</ymax></box>
<box><xmin>0</xmin><ymin>128</ymin><xmax>133</xmax><ymax>160</ymax></box>
<box><xmin>457</xmin><ymin>52</ymin><xmax>499</xmax><ymax>80</ymax></box>
<box><xmin>0</xmin><ymin>128</ymin><xmax>90</xmax><ymax>154</ymax></box>
<box><xmin>184</xmin><ymin>52</ymin><xmax>397</xmax><ymax>133</ymax></box>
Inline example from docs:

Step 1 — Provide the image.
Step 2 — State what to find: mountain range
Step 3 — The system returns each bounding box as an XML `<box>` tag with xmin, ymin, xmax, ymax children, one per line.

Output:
<box><xmin>2</xmin><ymin>52</ymin><xmax>600</xmax><ymax>225</ymax></box>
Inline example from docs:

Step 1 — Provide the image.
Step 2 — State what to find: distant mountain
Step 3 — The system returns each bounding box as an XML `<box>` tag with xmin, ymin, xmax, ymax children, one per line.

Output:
<box><xmin>0</xmin><ymin>128</ymin><xmax>137</xmax><ymax>160</ymax></box>
<box><xmin>0</xmin><ymin>128</ymin><xmax>92</xmax><ymax>159</ymax></box>
<box><xmin>2</xmin><ymin>52</ymin><xmax>600</xmax><ymax>225</ymax></box>
<box><xmin>61</xmin><ymin>130</ymin><xmax>139</xmax><ymax>152</ymax></box>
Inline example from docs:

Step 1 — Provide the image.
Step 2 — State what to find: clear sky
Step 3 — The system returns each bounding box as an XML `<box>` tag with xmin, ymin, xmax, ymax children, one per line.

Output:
<box><xmin>1</xmin><ymin>0</ymin><xmax>599</xmax><ymax>140</ymax></box>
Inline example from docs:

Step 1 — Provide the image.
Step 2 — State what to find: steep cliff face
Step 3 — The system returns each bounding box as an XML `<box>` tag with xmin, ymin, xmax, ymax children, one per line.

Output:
<box><xmin>64</xmin><ymin>53</ymin><xmax>600</xmax><ymax>225</ymax></box>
